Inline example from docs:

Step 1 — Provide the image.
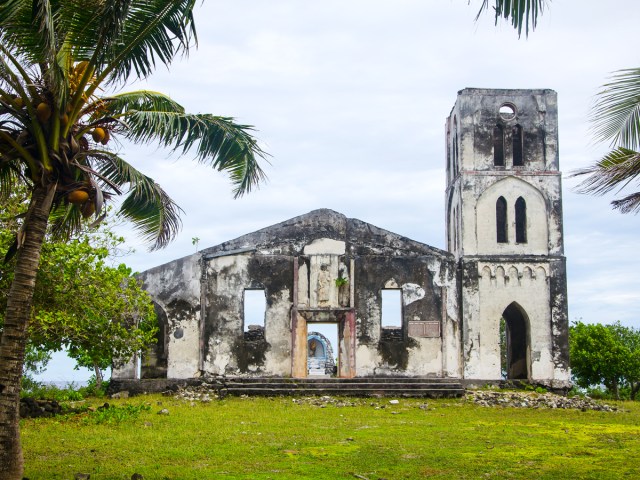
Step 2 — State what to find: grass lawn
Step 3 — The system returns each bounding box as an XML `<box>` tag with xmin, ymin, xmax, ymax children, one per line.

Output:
<box><xmin>20</xmin><ymin>394</ymin><xmax>640</xmax><ymax>480</ymax></box>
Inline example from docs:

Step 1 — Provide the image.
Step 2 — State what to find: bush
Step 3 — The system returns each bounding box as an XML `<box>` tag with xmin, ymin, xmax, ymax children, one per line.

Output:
<box><xmin>77</xmin><ymin>375</ymin><xmax>110</xmax><ymax>398</ymax></box>
<box><xmin>21</xmin><ymin>382</ymin><xmax>85</xmax><ymax>402</ymax></box>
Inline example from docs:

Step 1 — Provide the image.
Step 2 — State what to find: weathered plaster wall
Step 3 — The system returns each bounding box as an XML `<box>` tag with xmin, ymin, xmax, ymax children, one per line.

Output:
<box><xmin>128</xmin><ymin>255</ymin><xmax>201</xmax><ymax>379</ymax></box>
<box><xmin>445</xmin><ymin>89</ymin><xmax>564</xmax><ymax>259</ymax></box>
<box><xmin>126</xmin><ymin>88</ymin><xmax>569</xmax><ymax>388</ymax></box>
<box><xmin>353</xmin><ymin>255</ymin><xmax>458</xmax><ymax>377</ymax></box>
<box><xmin>202</xmin><ymin>253</ymin><xmax>293</xmax><ymax>375</ymax></box>
<box><xmin>447</xmin><ymin>89</ymin><xmax>570</xmax><ymax>388</ymax></box>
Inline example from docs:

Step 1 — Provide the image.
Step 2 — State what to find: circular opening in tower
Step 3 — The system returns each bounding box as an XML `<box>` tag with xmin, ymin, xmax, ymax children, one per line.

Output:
<box><xmin>499</xmin><ymin>103</ymin><xmax>517</xmax><ymax>120</ymax></box>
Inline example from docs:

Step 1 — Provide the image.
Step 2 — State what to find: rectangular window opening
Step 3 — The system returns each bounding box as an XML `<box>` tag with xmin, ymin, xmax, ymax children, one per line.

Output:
<box><xmin>381</xmin><ymin>289</ymin><xmax>402</xmax><ymax>327</ymax></box>
<box><xmin>243</xmin><ymin>289</ymin><xmax>266</xmax><ymax>340</ymax></box>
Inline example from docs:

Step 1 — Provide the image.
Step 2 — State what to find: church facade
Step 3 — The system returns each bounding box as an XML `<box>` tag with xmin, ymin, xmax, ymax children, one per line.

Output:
<box><xmin>114</xmin><ymin>88</ymin><xmax>570</xmax><ymax>388</ymax></box>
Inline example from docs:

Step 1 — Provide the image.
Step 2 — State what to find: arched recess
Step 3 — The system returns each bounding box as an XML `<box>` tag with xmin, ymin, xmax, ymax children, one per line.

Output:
<box><xmin>500</xmin><ymin>302</ymin><xmax>530</xmax><ymax>380</ymax></box>
<box><xmin>496</xmin><ymin>196</ymin><xmax>508</xmax><ymax>243</ymax></box>
<box><xmin>515</xmin><ymin>197</ymin><xmax>527</xmax><ymax>243</ymax></box>
<box><xmin>141</xmin><ymin>302</ymin><xmax>169</xmax><ymax>379</ymax></box>
<box><xmin>475</xmin><ymin>176</ymin><xmax>548</xmax><ymax>255</ymax></box>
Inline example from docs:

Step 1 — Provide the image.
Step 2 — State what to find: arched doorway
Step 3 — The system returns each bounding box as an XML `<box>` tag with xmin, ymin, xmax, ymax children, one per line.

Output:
<box><xmin>500</xmin><ymin>302</ymin><xmax>530</xmax><ymax>380</ymax></box>
<box><xmin>141</xmin><ymin>302</ymin><xmax>169</xmax><ymax>379</ymax></box>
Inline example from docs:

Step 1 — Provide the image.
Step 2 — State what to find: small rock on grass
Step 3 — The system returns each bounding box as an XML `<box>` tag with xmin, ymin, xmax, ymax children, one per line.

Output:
<box><xmin>157</xmin><ymin>408</ymin><xmax>169</xmax><ymax>415</ymax></box>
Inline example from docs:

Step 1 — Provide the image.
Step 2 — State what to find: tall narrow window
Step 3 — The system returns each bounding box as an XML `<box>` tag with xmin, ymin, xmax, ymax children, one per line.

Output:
<box><xmin>381</xmin><ymin>289</ymin><xmax>403</xmax><ymax>341</ymax></box>
<box><xmin>515</xmin><ymin>197</ymin><xmax>527</xmax><ymax>243</ymax></box>
<box><xmin>512</xmin><ymin>124</ymin><xmax>523</xmax><ymax>166</ymax></box>
<box><xmin>496</xmin><ymin>196</ymin><xmax>508</xmax><ymax>243</ymax></box>
<box><xmin>381</xmin><ymin>289</ymin><xmax>402</xmax><ymax>327</ymax></box>
<box><xmin>493</xmin><ymin>125</ymin><xmax>504</xmax><ymax>166</ymax></box>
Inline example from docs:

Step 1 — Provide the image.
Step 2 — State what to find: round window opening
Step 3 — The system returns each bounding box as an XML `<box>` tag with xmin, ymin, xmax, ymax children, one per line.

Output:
<box><xmin>499</xmin><ymin>103</ymin><xmax>517</xmax><ymax>120</ymax></box>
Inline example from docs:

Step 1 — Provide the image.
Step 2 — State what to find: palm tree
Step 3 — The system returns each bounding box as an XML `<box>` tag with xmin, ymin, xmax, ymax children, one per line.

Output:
<box><xmin>573</xmin><ymin>69</ymin><xmax>640</xmax><ymax>214</ymax></box>
<box><xmin>0</xmin><ymin>1</ymin><xmax>266</xmax><ymax>477</ymax></box>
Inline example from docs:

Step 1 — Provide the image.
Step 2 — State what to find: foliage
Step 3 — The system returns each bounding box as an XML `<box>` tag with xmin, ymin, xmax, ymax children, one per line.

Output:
<box><xmin>569</xmin><ymin>321</ymin><xmax>640</xmax><ymax>400</ymax></box>
<box><xmin>0</xmin><ymin>0</ymin><xmax>267</xmax><ymax>250</ymax></box>
<box><xmin>19</xmin><ymin>395</ymin><xmax>640</xmax><ymax>479</ymax></box>
<box><xmin>475</xmin><ymin>0</ymin><xmax>547</xmax><ymax>37</ymax></box>
<box><xmin>334</xmin><ymin>276</ymin><xmax>348</xmax><ymax>287</ymax></box>
<box><xmin>1</xmin><ymin>231</ymin><xmax>157</xmax><ymax>385</ymax></box>
<box><xmin>0</xmin><ymin>2</ymin><xmax>266</xmax><ymax>474</ymax></box>
<box><xmin>20</xmin><ymin>382</ymin><xmax>85</xmax><ymax>402</ymax></box>
<box><xmin>1</xmin><ymin>190</ymin><xmax>157</xmax><ymax>387</ymax></box>
<box><xmin>32</xmin><ymin>237</ymin><xmax>157</xmax><ymax>382</ymax></box>
<box><xmin>573</xmin><ymin>68</ymin><xmax>640</xmax><ymax>214</ymax></box>
<box><xmin>84</xmin><ymin>403</ymin><xmax>150</xmax><ymax>425</ymax></box>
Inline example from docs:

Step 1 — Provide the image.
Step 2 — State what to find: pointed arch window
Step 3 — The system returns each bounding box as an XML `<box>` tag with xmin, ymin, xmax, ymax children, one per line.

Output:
<box><xmin>496</xmin><ymin>196</ymin><xmax>508</xmax><ymax>243</ymax></box>
<box><xmin>493</xmin><ymin>125</ymin><xmax>504</xmax><ymax>166</ymax></box>
<box><xmin>515</xmin><ymin>197</ymin><xmax>527</xmax><ymax>243</ymax></box>
<box><xmin>512</xmin><ymin>124</ymin><xmax>523</xmax><ymax>166</ymax></box>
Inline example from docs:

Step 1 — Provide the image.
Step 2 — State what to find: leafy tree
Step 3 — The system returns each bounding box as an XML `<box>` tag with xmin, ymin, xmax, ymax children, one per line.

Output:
<box><xmin>0</xmin><ymin>192</ymin><xmax>157</xmax><ymax>391</ymax></box>
<box><xmin>30</xmin><ymin>239</ymin><xmax>156</xmax><ymax>390</ymax></box>
<box><xmin>569</xmin><ymin>321</ymin><xmax>640</xmax><ymax>400</ymax></box>
<box><xmin>0</xmin><ymin>1</ymin><xmax>266</xmax><ymax>476</ymax></box>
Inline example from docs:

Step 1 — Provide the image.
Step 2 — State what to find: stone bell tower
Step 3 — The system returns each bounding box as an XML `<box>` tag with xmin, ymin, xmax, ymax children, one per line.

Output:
<box><xmin>445</xmin><ymin>88</ymin><xmax>570</xmax><ymax>388</ymax></box>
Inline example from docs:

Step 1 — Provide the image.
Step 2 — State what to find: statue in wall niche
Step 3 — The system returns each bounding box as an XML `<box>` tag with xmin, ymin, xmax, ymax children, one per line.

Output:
<box><xmin>317</xmin><ymin>264</ymin><xmax>331</xmax><ymax>306</ymax></box>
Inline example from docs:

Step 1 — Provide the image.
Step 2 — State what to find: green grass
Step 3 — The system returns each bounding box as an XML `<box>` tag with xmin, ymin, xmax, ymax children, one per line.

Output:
<box><xmin>21</xmin><ymin>395</ymin><xmax>640</xmax><ymax>479</ymax></box>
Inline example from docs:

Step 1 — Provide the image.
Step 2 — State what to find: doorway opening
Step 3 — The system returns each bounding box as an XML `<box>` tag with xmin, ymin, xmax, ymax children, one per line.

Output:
<box><xmin>307</xmin><ymin>323</ymin><xmax>338</xmax><ymax>376</ymax></box>
<box><xmin>500</xmin><ymin>302</ymin><xmax>530</xmax><ymax>380</ymax></box>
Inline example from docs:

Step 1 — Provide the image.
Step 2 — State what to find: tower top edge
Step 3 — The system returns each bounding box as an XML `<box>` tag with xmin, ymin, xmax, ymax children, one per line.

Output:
<box><xmin>456</xmin><ymin>88</ymin><xmax>556</xmax><ymax>97</ymax></box>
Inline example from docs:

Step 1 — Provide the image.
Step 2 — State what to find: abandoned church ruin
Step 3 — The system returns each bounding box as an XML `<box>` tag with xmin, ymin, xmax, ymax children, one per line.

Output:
<box><xmin>113</xmin><ymin>88</ymin><xmax>571</xmax><ymax>390</ymax></box>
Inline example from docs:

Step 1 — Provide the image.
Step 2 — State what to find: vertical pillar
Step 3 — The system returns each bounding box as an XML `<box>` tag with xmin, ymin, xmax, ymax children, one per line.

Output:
<box><xmin>339</xmin><ymin>310</ymin><xmax>356</xmax><ymax>378</ymax></box>
<box><xmin>291</xmin><ymin>312</ymin><xmax>307</xmax><ymax>378</ymax></box>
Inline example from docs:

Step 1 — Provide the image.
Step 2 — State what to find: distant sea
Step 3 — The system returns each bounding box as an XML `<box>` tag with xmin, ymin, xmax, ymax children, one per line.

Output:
<box><xmin>40</xmin><ymin>380</ymin><xmax>89</xmax><ymax>389</ymax></box>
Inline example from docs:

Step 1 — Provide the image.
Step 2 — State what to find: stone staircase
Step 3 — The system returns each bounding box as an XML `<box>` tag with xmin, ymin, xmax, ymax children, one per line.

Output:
<box><xmin>110</xmin><ymin>376</ymin><xmax>464</xmax><ymax>398</ymax></box>
<box><xmin>219</xmin><ymin>377</ymin><xmax>464</xmax><ymax>398</ymax></box>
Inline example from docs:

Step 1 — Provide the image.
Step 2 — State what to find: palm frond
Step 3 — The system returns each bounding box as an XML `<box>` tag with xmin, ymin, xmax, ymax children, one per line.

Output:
<box><xmin>0</xmin><ymin>162</ymin><xmax>20</xmax><ymax>201</ymax></box>
<box><xmin>573</xmin><ymin>147</ymin><xmax>640</xmax><ymax>214</ymax></box>
<box><xmin>573</xmin><ymin>148</ymin><xmax>640</xmax><ymax>194</ymax></box>
<box><xmin>120</xmin><ymin>109</ymin><xmax>267</xmax><ymax>197</ymax></box>
<box><xmin>119</xmin><ymin>181</ymin><xmax>183</xmax><ymax>251</ymax></box>
<box><xmin>476</xmin><ymin>0</ymin><xmax>547</xmax><ymax>37</ymax></box>
<box><xmin>590</xmin><ymin>68</ymin><xmax>640</xmax><ymax>150</ymax></box>
<box><xmin>96</xmin><ymin>0</ymin><xmax>197</xmax><ymax>85</ymax></box>
<box><xmin>99</xmin><ymin>90</ymin><xmax>185</xmax><ymax>117</ymax></box>
<box><xmin>48</xmin><ymin>200</ymin><xmax>84</xmax><ymax>241</ymax></box>
<box><xmin>91</xmin><ymin>150</ymin><xmax>183</xmax><ymax>250</ymax></box>
<box><xmin>611</xmin><ymin>192</ymin><xmax>640</xmax><ymax>214</ymax></box>
<box><xmin>31</xmin><ymin>0</ymin><xmax>63</xmax><ymax>96</ymax></box>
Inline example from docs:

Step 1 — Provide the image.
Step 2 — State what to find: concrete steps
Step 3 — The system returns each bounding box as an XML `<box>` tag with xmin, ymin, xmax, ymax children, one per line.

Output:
<box><xmin>219</xmin><ymin>377</ymin><xmax>464</xmax><ymax>398</ymax></box>
<box><xmin>109</xmin><ymin>376</ymin><xmax>465</xmax><ymax>398</ymax></box>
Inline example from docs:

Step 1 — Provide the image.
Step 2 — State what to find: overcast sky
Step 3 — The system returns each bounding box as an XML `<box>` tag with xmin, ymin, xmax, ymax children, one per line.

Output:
<box><xmin>40</xmin><ymin>0</ymin><xmax>640</xmax><ymax>381</ymax></box>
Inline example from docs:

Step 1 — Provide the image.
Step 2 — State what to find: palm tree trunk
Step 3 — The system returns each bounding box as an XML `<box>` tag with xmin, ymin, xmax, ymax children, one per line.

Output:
<box><xmin>0</xmin><ymin>183</ymin><xmax>54</xmax><ymax>480</ymax></box>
